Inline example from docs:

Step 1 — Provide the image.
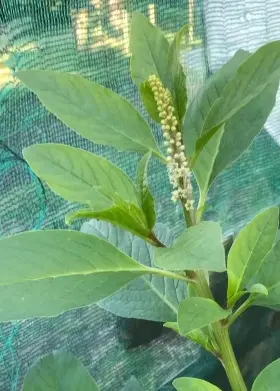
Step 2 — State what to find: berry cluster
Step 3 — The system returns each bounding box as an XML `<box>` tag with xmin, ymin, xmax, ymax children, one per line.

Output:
<box><xmin>148</xmin><ymin>75</ymin><xmax>194</xmax><ymax>211</ymax></box>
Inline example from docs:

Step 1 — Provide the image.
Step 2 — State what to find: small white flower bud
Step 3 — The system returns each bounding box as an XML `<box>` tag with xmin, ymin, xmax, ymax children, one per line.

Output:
<box><xmin>176</xmin><ymin>132</ymin><xmax>182</xmax><ymax>139</ymax></box>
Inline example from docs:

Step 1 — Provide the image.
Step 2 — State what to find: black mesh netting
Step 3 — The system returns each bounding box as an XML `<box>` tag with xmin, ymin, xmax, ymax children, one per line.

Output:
<box><xmin>2</xmin><ymin>1</ymin><xmax>280</xmax><ymax>390</ymax></box>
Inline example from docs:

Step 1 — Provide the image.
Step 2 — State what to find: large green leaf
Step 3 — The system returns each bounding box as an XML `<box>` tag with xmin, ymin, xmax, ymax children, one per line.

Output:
<box><xmin>173</xmin><ymin>377</ymin><xmax>222</xmax><ymax>391</ymax></box>
<box><xmin>253</xmin><ymin>240</ymin><xmax>280</xmax><ymax>309</ymax></box>
<box><xmin>227</xmin><ymin>207</ymin><xmax>279</xmax><ymax>300</ymax></box>
<box><xmin>252</xmin><ymin>358</ymin><xmax>280</xmax><ymax>391</ymax></box>
<box><xmin>130</xmin><ymin>12</ymin><xmax>170</xmax><ymax>88</ymax></box>
<box><xmin>154</xmin><ymin>221</ymin><xmax>225</xmax><ymax>272</ymax></box>
<box><xmin>178</xmin><ymin>297</ymin><xmax>231</xmax><ymax>336</ymax></box>
<box><xmin>16</xmin><ymin>70</ymin><xmax>163</xmax><ymax>158</ymax></box>
<box><xmin>193</xmin><ymin>82</ymin><xmax>278</xmax><ymax>215</ymax></box>
<box><xmin>22</xmin><ymin>352</ymin><xmax>99</xmax><ymax>391</ymax></box>
<box><xmin>0</xmin><ymin>230</ymin><xmax>152</xmax><ymax>322</ymax></box>
<box><xmin>130</xmin><ymin>13</ymin><xmax>187</xmax><ymax>122</ymax></box>
<box><xmin>183</xmin><ymin>49</ymin><xmax>250</xmax><ymax>155</ymax></box>
<box><xmin>204</xmin><ymin>41</ymin><xmax>280</xmax><ymax>132</ymax></box>
<box><xmin>209</xmin><ymin>80</ymin><xmax>279</xmax><ymax>185</ymax></box>
<box><xmin>185</xmin><ymin>47</ymin><xmax>278</xmax><ymax>208</ymax></box>
<box><xmin>23</xmin><ymin>143</ymin><xmax>139</xmax><ymax>209</ymax></box>
<box><xmin>166</xmin><ymin>24</ymin><xmax>188</xmax><ymax>121</ymax></box>
<box><xmin>66</xmin><ymin>202</ymin><xmax>151</xmax><ymax>240</ymax></box>
<box><xmin>82</xmin><ymin>221</ymin><xmax>187</xmax><ymax>322</ymax></box>
<box><xmin>136</xmin><ymin>152</ymin><xmax>156</xmax><ymax>230</ymax></box>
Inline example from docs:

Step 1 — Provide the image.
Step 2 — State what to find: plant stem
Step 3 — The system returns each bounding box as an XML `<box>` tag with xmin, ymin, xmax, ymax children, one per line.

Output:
<box><xmin>227</xmin><ymin>296</ymin><xmax>253</xmax><ymax>327</ymax></box>
<box><xmin>181</xmin><ymin>200</ymin><xmax>194</xmax><ymax>227</ymax></box>
<box><xmin>215</xmin><ymin>326</ymin><xmax>247</xmax><ymax>391</ymax></box>
<box><xmin>195</xmin><ymin>271</ymin><xmax>247</xmax><ymax>391</ymax></box>
<box><xmin>227</xmin><ymin>291</ymin><xmax>247</xmax><ymax>309</ymax></box>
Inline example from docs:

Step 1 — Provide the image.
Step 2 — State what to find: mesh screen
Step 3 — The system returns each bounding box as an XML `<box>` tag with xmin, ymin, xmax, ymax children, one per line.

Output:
<box><xmin>0</xmin><ymin>2</ymin><xmax>209</xmax><ymax>390</ymax></box>
<box><xmin>1</xmin><ymin>1</ymin><xmax>280</xmax><ymax>390</ymax></box>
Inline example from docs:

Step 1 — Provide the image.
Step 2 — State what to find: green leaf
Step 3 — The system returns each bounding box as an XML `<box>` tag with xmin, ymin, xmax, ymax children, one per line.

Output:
<box><xmin>252</xmin><ymin>358</ymin><xmax>280</xmax><ymax>391</ymax></box>
<box><xmin>204</xmin><ymin>41</ymin><xmax>280</xmax><ymax>132</ymax></box>
<box><xmin>167</xmin><ymin>24</ymin><xmax>188</xmax><ymax>121</ymax></box>
<box><xmin>184</xmin><ymin>49</ymin><xmax>250</xmax><ymax>155</ymax></box>
<box><xmin>164</xmin><ymin>322</ymin><xmax>214</xmax><ymax>353</ymax></box>
<box><xmin>140</xmin><ymin>81</ymin><xmax>161</xmax><ymax>123</ymax></box>
<box><xmin>247</xmin><ymin>283</ymin><xmax>268</xmax><ymax>297</ymax></box>
<box><xmin>192</xmin><ymin>126</ymin><xmax>224</xmax><ymax>212</ymax></box>
<box><xmin>253</xmin><ymin>240</ymin><xmax>280</xmax><ymax>309</ymax></box>
<box><xmin>155</xmin><ymin>221</ymin><xmax>225</xmax><ymax>272</ymax></box>
<box><xmin>23</xmin><ymin>143</ymin><xmax>139</xmax><ymax>209</ymax></box>
<box><xmin>130</xmin><ymin>13</ymin><xmax>187</xmax><ymax>122</ymax></box>
<box><xmin>130</xmin><ymin>12</ymin><xmax>170</xmax><ymax>88</ymax></box>
<box><xmin>136</xmin><ymin>152</ymin><xmax>156</xmax><ymax>230</ymax></box>
<box><xmin>193</xmin><ymin>81</ymin><xmax>278</xmax><ymax>211</ymax></box>
<box><xmin>186</xmin><ymin>329</ymin><xmax>214</xmax><ymax>353</ymax></box>
<box><xmin>209</xmin><ymin>81</ymin><xmax>279</xmax><ymax>184</ymax></box>
<box><xmin>86</xmin><ymin>221</ymin><xmax>187</xmax><ymax>322</ymax></box>
<box><xmin>121</xmin><ymin>377</ymin><xmax>143</xmax><ymax>391</ymax></box>
<box><xmin>178</xmin><ymin>297</ymin><xmax>231</xmax><ymax>336</ymax></box>
<box><xmin>185</xmin><ymin>48</ymin><xmax>279</xmax><ymax>204</ymax></box>
<box><xmin>227</xmin><ymin>207</ymin><xmax>279</xmax><ymax>300</ymax></box>
<box><xmin>0</xmin><ymin>230</ymin><xmax>151</xmax><ymax>322</ymax></box>
<box><xmin>16</xmin><ymin>70</ymin><xmax>163</xmax><ymax>159</ymax></box>
<box><xmin>22</xmin><ymin>352</ymin><xmax>99</xmax><ymax>391</ymax></box>
<box><xmin>164</xmin><ymin>322</ymin><xmax>180</xmax><ymax>334</ymax></box>
<box><xmin>173</xmin><ymin>377</ymin><xmax>222</xmax><ymax>391</ymax></box>
<box><xmin>66</xmin><ymin>202</ymin><xmax>151</xmax><ymax>240</ymax></box>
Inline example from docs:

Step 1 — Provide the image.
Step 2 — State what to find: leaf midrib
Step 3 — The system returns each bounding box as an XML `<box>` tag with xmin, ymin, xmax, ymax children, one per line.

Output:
<box><xmin>1</xmin><ymin>268</ymin><xmax>148</xmax><ymax>287</ymax></box>
<box><xmin>143</xmin><ymin>275</ymin><xmax>178</xmax><ymax>314</ymax></box>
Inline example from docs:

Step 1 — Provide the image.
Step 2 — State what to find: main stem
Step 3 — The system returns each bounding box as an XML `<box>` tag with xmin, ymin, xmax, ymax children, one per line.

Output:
<box><xmin>182</xmin><ymin>196</ymin><xmax>247</xmax><ymax>391</ymax></box>
<box><xmin>195</xmin><ymin>271</ymin><xmax>247</xmax><ymax>391</ymax></box>
<box><xmin>216</xmin><ymin>326</ymin><xmax>247</xmax><ymax>391</ymax></box>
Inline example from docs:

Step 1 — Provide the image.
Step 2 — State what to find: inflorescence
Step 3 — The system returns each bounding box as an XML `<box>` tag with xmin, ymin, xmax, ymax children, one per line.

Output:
<box><xmin>148</xmin><ymin>74</ymin><xmax>194</xmax><ymax>211</ymax></box>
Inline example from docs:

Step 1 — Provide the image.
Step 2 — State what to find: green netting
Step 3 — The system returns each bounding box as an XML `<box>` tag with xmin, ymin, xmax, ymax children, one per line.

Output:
<box><xmin>1</xmin><ymin>1</ymin><xmax>280</xmax><ymax>390</ymax></box>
